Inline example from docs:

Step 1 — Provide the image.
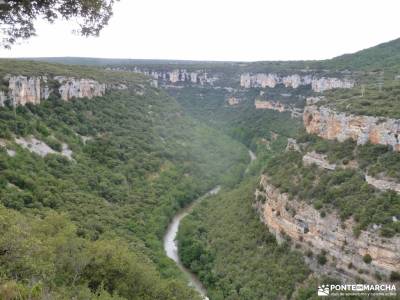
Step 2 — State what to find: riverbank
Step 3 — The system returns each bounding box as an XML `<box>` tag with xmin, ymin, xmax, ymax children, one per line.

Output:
<box><xmin>163</xmin><ymin>150</ymin><xmax>256</xmax><ymax>299</ymax></box>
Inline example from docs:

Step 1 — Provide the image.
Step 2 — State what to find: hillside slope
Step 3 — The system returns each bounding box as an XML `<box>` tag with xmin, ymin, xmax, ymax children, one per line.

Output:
<box><xmin>322</xmin><ymin>37</ymin><xmax>400</xmax><ymax>71</ymax></box>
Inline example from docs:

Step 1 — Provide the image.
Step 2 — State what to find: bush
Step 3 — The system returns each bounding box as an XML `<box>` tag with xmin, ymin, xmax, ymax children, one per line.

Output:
<box><xmin>317</xmin><ymin>253</ymin><xmax>327</xmax><ymax>265</ymax></box>
<box><xmin>363</xmin><ymin>254</ymin><xmax>372</xmax><ymax>264</ymax></box>
<box><xmin>45</xmin><ymin>137</ymin><xmax>62</xmax><ymax>152</ymax></box>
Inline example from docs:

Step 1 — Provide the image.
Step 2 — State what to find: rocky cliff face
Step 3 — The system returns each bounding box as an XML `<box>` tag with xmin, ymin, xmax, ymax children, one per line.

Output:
<box><xmin>1</xmin><ymin>75</ymin><xmax>111</xmax><ymax>106</ymax></box>
<box><xmin>304</xmin><ymin>105</ymin><xmax>400</xmax><ymax>151</ymax></box>
<box><xmin>240</xmin><ymin>73</ymin><xmax>354</xmax><ymax>92</ymax></box>
<box><xmin>311</xmin><ymin>77</ymin><xmax>354</xmax><ymax>92</ymax></box>
<box><xmin>255</xmin><ymin>175</ymin><xmax>400</xmax><ymax>282</ymax></box>
<box><xmin>55</xmin><ymin>76</ymin><xmax>106</xmax><ymax>101</ymax></box>
<box><xmin>121</xmin><ymin>67</ymin><xmax>218</xmax><ymax>86</ymax></box>
<box><xmin>7</xmin><ymin>76</ymin><xmax>46</xmax><ymax>106</ymax></box>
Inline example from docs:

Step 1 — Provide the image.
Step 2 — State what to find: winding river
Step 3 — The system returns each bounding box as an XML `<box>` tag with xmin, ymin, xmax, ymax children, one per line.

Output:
<box><xmin>163</xmin><ymin>150</ymin><xmax>256</xmax><ymax>299</ymax></box>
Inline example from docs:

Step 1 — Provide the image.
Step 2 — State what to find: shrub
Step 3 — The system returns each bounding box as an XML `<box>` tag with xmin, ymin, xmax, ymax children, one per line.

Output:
<box><xmin>348</xmin><ymin>262</ymin><xmax>353</xmax><ymax>269</ymax></box>
<box><xmin>305</xmin><ymin>250</ymin><xmax>313</xmax><ymax>257</ymax></box>
<box><xmin>363</xmin><ymin>254</ymin><xmax>372</xmax><ymax>264</ymax></box>
<box><xmin>317</xmin><ymin>253</ymin><xmax>327</xmax><ymax>265</ymax></box>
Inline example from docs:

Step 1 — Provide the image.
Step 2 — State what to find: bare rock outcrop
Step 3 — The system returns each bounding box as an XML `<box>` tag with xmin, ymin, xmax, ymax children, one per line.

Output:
<box><xmin>55</xmin><ymin>77</ymin><xmax>106</xmax><ymax>101</ymax></box>
<box><xmin>240</xmin><ymin>73</ymin><xmax>354</xmax><ymax>92</ymax></box>
<box><xmin>15</xmin><ymin>137</ymin><xmax>57</xmax><ymax>157</ymax></box>
<box><xmin>365</xmin><ymin>175</ymin><xmax>400</xmax><ymax>193</ymax></box>
<box><xmin>286</xmin><ymin>138</ymin><xmax>300</xmax><ymax>152</ymax></box>
<box><xmin>254</xmin><ymin>99</ymin><xmax>302</xmax><ymax>118</ymax></box>
<box><xmin>255</xmin><ymin>175</ymin><xmax>400</xmax><ymax>282</ymax></box>
<box><xmin>227</xmin><ymin>97</ymin><xmax>240</xmax><ymax>106</ymax></box>
<box><xmin>311</xmin><ymin>77</ymin><xmax>354</xmax><ymax>92</ymax></box>
<box><xmin>303</xmin><ymin>105</ymin><xmax>400</xmax><ymax>151</ymax></box>
<box><xmin>254</xmin><ymin>100</ymin><xmax>285</xmax><ymax>112</ymax></box>
<box><xmin>130</xmin><ymin>67</ymin><xmax>218</xmax><ymax>86</ymax></box>
<box><xmin>0</xmin><ymin>74</ymin><xmax>130</xmax><ymax>106</ymax></box>
<box><xmin>303</xmin><ymin>151</ymin><xmax>336</xmax><ymax>170</ymax></box>
<box><xmin>8</xmin><ymin>76</ymin><xmax>46</xmax><ymax>106</ymax></box>
<box><xmin>15</xmin><ymin>136</ymin><xmax>72</xmax><ymax>160</ymax></box>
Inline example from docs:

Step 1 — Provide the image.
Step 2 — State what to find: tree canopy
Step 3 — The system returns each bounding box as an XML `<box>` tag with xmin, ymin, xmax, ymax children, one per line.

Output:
<box><xmin>0</xmin><ymin>0</ymin><xmax>117</xmax><ymax>48</ymax></box>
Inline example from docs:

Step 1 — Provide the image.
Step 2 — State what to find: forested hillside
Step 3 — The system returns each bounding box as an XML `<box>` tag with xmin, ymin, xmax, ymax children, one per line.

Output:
<box><xmin>0</xmin><ymin>60</ymin><xmax>249</xmax><ymax>299</ymax></box>
<box><xmin>168</xmin><ymin>87</ymin><xmax>301</xmax><ymax>150</ymax></box>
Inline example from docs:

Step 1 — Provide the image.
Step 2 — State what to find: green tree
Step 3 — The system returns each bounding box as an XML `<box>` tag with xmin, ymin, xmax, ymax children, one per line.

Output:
<box><xmin>0</xmin><ymin>0</ymin><xmax>117</xmax><ymax>48</ymax></box>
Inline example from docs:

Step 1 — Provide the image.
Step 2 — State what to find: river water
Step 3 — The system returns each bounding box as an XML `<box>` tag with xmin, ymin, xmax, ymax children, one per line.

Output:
<box><xmin>163</xmin><ymin>150</ymin><xmax>256</xmax><ymax>299</ymax></box>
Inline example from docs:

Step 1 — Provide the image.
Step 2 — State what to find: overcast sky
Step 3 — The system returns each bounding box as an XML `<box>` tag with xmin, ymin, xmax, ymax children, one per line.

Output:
<box><xmin>2</xmin><ymin>0</ymin><xmax>400</xmax><ymax>61</ymax></box>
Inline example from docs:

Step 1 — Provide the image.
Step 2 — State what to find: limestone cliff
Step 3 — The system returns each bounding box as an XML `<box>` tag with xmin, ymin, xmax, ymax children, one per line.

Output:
<box><xmin>304</xmin><ymin>105</ymin><xmax>400</xmax><ymax>151</ymax></box>
<box><xmin>126</xmin><ymin>67</ymin><xmax>218</xmax><ymax>86</ymax></box>
<box><xmin>7</xmin><ymin>76</ymin><xmax>46</xmax><ymax>106</ymax></box>
<box><xmin>1</xmin><ymin>75</ymin><xmax>112</xmax><ymax>106</ymax></box>
<box><xmin>240</xmin><ymin>73</ymin><xmax>354</xmax><ymax>92</ymax></box>
<box><xmin>55</xmin><ymin>76</ymin><xmax>106</xmax><ymax>101</ymax></box>
<box><xmin>255</xmin><ymin>175</ymin><xmax>400</xmax><ymax>282</ymax></box>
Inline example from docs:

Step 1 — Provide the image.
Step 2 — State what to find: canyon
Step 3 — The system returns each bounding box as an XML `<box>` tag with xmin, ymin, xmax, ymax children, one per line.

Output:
<box><xmin>255</xmin><ymin>175</ymin><xmax>400</xmax><ymax>282</ymax></box>
<box><xmin>304</xmin><ymin>105</ymin><xmax>400</xmax><ymax>151</ymax></box>
<box><xmin>115</xmin><ymin>67</ymin><xmax>356</xmax><ymax>95</ymax></box>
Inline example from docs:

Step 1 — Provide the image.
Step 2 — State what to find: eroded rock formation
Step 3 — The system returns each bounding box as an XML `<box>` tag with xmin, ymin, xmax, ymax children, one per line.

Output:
<box><xmin>311</xmin><ymin>77</ymin><xmax>354</xmax><ymax>92</ymax></box>
<box><xmin>8</xmin><ymin>76</ymin><xmax>46</xmax><ymax>106</ymax></box>
<box><xmin>255</xmin><ymin>175</ymin><xmax>400</xmax><ymax>282</ymax></box>
<box><xmin>129</xmin><ymin>67</ymin><xmax>218</xmax><ymax>86</ymax></box>
<box><xmin>304</xmin><ymin>105</ymin><xmax>400</xmax><ymax>151</ymax></box>
<box><xmin>55</xmin><ymin>76</ymin><xmax>106</xmax><ymax>101</ymax></box>
<box><xmin>15</xmin><ymin>136</ymin><xmax>73</xmax><ymax>160</ymax></box>
<box><xmin>254</xmin><ymin>100</ymin><xmax>285</xmax><ymax>112</ymax></box>
<box><xmin>240</xmin><ymin>73</ymin><xmax>354</xmax><ymax>92</ymax></box>
<box><xmin>365</xmin><ymin>175</ymin><xmax>400</xmax><ymax>193</ymax></box>
<box><xmin>303</xmin><ymin>151</ymin><xmax>336</xmax><ymax>170</ymax></box>
<box><xmin>254</xmin><ymin>99</ymin><xmax>302</xmax><ymax>118</ymax></box>
<box><xmin>286</xmin><ymin>138</ymin><xmax>300</xmax><ymax>152</ymax></box>
<box><xmin>1</xmin><ymin>75</ymin><xmax>113</xmax><ymax>106</ymax></box>
<box><xmin>227</xmin><ymin>97</ymin><xmax>240</xmax><ymax>106</ymax></box>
